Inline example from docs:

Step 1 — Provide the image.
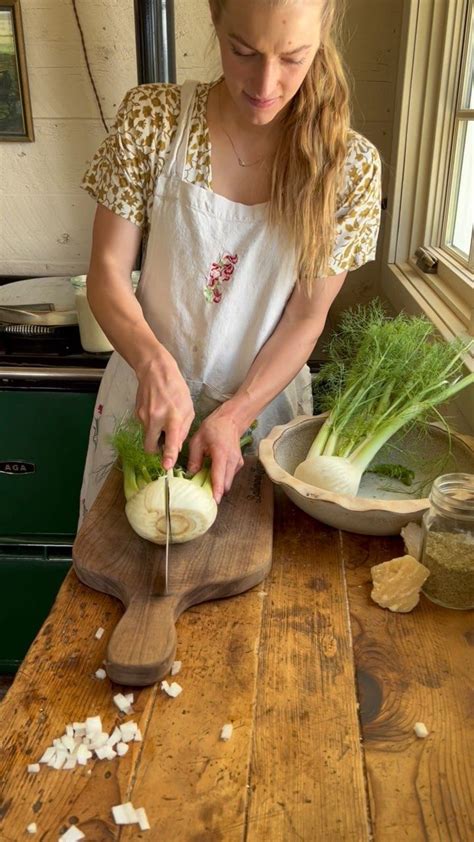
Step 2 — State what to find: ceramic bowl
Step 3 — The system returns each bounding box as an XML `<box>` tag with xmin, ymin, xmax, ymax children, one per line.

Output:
<box><xmin>259</xmin><ymin>414</ymin><xmax>474</xmax><ymax>535</ymax></box>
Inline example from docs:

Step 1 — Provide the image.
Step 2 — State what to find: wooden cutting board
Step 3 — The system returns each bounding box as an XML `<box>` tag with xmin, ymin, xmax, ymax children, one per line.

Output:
<box><xmin>73</xmin><ymin>457</ymin><xmax>273</xmax><ymax>686</ymax></box>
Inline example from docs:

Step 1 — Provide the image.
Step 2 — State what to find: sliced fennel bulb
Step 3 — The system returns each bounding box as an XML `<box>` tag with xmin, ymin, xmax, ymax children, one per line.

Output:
<box><xmin>124</xmin><ymin>469</ymin><xmax>217</xmax><ymax>544</ymax></box>
<box><xmin>110</xmin><ymin>415</ymin><xmax>253</xmax><ymax>544</ymax></box>
<box><xmin>296</xmin><ymin>301</ymin><xmax>474</xmax><ymax>496</ymax></box>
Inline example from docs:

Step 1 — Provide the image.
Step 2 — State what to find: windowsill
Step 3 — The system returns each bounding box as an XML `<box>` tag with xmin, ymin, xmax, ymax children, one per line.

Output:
<box><xmin>381</xmin><ymin>262</ymin><xmax>473</xmax><ymax>368</ymax></box>
<box><xmin>381</xmin><ymin>261</ymin><xmax>474</xmax><ymax>435</ymax></box>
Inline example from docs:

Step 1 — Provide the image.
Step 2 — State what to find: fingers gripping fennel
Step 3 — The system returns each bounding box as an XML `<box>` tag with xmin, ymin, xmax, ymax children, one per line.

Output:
<box><xmin>111</xmin><ymin>417</ymin><xmax>253</xmax><ymax>544</ymax></box>
<box><xmin>296</xmin><ymin>301</ymin><xmax>474</xmax><ymax>496</ymax></box>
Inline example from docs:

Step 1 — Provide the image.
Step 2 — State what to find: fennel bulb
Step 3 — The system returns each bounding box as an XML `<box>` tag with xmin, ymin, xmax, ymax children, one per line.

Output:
<box><xmin>124</xmin><ymin>469</ymin><xmax>217</xmax><ymax>544</ymax></box>
<box><xmin>111</xmin><ymin>416</ymin><xmax>217</xmax><ymax>543</ymax></box>
<box><xmin>296</xmin><ymin>301</ymin><xmax>474</xmax><ymax>496</ymax></box>
<box><xmin>295</xmin><ymin>455</ymin><xmax>362</xmax><ymax>496</ymax></box>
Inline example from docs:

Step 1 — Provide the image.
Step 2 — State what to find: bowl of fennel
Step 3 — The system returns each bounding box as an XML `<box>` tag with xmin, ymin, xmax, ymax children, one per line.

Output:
<box><xmin>259</xmin><ymin>302</ymin><xmax>474</xmax><ymax>535</ymax></box>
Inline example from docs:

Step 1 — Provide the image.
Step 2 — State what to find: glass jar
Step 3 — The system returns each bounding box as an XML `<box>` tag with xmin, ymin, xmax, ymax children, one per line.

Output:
<box><xmin>421</xmin><ymin>473</ymin><xmax>474</xmax><ymax>610</ymax></box>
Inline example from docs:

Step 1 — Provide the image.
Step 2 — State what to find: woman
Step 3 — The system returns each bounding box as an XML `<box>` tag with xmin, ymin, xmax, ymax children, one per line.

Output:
<box><xmin>79</xmin><ymin>0</ymin><xmax>381</xmax><ymax>521</ymax></box>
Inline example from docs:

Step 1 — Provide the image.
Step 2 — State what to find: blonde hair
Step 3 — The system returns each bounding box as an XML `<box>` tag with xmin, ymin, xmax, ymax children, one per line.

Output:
<box><xmin>209</xmin><ymin>0</ymin><xmax>350</xmax><ymax>294</ymax></box>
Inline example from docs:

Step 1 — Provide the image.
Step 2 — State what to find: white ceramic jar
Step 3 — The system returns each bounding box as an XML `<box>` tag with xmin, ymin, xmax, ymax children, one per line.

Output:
<box><xmin>70</xmin><ymin>273</ymin><xmax>140</xmax><ymax>353</ymax></box>
<box><xmin>74</xmin><ymin>288</ymin><xmax>113</xmax><ymax>353</ymax></box>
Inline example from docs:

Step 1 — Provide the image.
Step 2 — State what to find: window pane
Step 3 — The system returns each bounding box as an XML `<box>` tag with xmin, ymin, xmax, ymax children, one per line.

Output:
<box><xmin>445</xmin><ymin>119</ymin><xmax>474</xmax><ymax>260</ymax></box>
<box><xmin>461</xmin><ymin>5</ymin><xmax>474</xmax><ymax>108</ymax></box>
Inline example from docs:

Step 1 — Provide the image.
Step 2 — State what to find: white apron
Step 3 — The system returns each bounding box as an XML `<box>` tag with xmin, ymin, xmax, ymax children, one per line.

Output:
<box><xmin>79</xmin><ymin>81</ymin><xmax>312</xmax><ymax>523</ymax></box>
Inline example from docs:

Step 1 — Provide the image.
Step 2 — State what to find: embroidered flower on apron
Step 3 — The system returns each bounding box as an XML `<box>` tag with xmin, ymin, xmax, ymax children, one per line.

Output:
<box><xmin>204</xmin><ymin>252</ymin><xmax>239</xmax><ymax>303</ymax></box>
<box><xmin>91</xmin><ymin>403</ymin><xmax>104</xmax><ymax>449</ymax></box>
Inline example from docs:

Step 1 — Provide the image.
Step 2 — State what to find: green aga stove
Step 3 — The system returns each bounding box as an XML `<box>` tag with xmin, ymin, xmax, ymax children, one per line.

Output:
<box><xmin>0</xmin><ymin>277</ymin><xmax>107</xmax><ymax>673</ymax></box>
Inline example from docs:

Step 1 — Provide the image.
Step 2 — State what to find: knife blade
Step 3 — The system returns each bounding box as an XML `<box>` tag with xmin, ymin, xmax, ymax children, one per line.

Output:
<box><xmin>153</xmin><ymin>471</ymin><xmax>171</xmax><ymax>596</ymax></box>
<box><xmin>164</xmin><ymin>471</ymin><xmax>171</xmax><ymax>594</ymax></box>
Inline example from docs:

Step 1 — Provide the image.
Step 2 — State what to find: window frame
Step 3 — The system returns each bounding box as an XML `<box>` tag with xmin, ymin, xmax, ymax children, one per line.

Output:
<box><xmin>381</xmin><ymin>0</ymin><xmax>474</xmax><ymax>352</ymax></box>
<box><xmin>441</xmin><ymin>1</ymin><xmax>474</xmax><ymax>269</ymax></box>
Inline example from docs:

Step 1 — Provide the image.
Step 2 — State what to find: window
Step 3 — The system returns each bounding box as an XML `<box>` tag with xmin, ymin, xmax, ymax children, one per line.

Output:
<box><xmin>382</xmin><ymin>0</ymin><xmax>474</xmax><ymax>346</ymax></box>
<box><xmin>443</xmin><ymin>4</ymin><xmax>473</xmax><ymax>268</ymax></box>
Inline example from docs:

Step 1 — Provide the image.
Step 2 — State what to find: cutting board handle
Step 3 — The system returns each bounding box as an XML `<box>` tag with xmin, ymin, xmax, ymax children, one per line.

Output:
<box><xmin>105</xmin><ymin>595</ymin><xmax>178</xmax><ymax>686</ymax></box>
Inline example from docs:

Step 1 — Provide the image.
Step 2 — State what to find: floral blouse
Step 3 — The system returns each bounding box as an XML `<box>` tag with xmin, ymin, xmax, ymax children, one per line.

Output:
<box><xmin>82</xmin><ymin>82</ymin><xmax>382</xmax><ymax>274</ymax></box>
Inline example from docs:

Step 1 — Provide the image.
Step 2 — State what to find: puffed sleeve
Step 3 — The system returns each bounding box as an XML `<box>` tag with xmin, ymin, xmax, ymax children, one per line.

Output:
<box><xmin>327</xmin><ymin>130</ymin><xmax>382</xmax><ymax>274</ymax></box>
<box><xmin>81</xmin><ymin>84</ymin><xmax>181</xmax><ymax>229</ymax></box>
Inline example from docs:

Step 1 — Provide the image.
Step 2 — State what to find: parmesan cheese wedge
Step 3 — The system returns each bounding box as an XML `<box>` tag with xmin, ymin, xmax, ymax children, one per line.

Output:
<box><xmin>370</xmin><ymin>555</ymin><xmax>430</xmax><ymax>612</ymax></box>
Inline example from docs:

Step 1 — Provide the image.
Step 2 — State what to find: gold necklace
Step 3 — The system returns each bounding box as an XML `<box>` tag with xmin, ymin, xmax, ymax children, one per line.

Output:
<box><xmin>218</xmin><ymin>87</ymin><xmax>266</xmax><ymax>168</ymax></box>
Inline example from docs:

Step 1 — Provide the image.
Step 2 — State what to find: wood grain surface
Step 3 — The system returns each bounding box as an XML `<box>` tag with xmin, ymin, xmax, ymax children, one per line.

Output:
<box><xmin>1</xmin><ymin>494</ymin><xmax>472</xmax><ymax>841</ymax></box>
<box><xmin>73</xmin><ymin>458</ymin><xmax>273</xmax><ymax>686</ymax></box>
<box><xmin>342</xmin><ymin>531</ymin><xmax>473</xmax><ymax>842</ymax></box>
<box><xmin>243</xmin><ymin>494</ymin><xmax>370</xmax><ymax>841</ymax></box>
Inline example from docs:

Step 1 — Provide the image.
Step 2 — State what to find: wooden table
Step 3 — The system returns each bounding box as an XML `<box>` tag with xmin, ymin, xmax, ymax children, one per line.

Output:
<box><xmin>0</xmin><ymin>491</ymin><xmax>472</xmax><ymax>841</ymax></box>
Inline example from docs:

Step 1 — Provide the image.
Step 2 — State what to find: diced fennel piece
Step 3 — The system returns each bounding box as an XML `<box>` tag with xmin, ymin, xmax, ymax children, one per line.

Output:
<box><xmin>85</xmin><ymin>715</ymin><xmax>102</xmax><ymax>736</ymax></box>
<box><xmin>88</xmin><ymin>732</ymin><xmax>109</xmax><ymax>750</ymax></box>
<box><xmin>414</xmin><ymin>722</ymin><xmax>429</xmax><ymax>738</ymax></box>
<box><xmin>113</xmin><ymin>692</ymin><xmax>133</xmax><ymax>713</ymax></box>
<box><xmin>116</xmin><ymin>741</ymin><xmax>129</xmax><ymax>756</ymax></box>
<box><xmin>76</xmin><ymin>744</ymin><xmax>92</xmax><ymax>765</ymax></box>
<box><xmin>50</xmin><ymin>750</ymin><xmax>68</xmax><ymax>770</ymax></box>
<box><xmin>95</xmin><ymin>745</ymin><xmax>117</xmax><ymax>760</ymax></box>
<box><xmin>39</xmin><ymin>746</ymin><xmax>55</xmax><ymax>764</ymax></box>
<box><xmin>136</xmin><ymin>807</ymin><xmax>151</xmax><ymax>831</ymax></box>
<box><xmin>94</xmin><ymin>626</ymin><xmax>105</xmax><ymax>639</ymax></box>
<box><xmin>160</xmin><ymin>680</ymin><xmax>182</xmax><ymax>697</ymax></box>
<box><xmin>107</xmin><ymin>726</ymin><xmax>122</xmax><ymax>747</ymax></box>
<box><xmin>112</xmin><ymin>802</ymin><xmax>138</xmax><ymax>825</ymax></box>
<box><xmin>27</xmin><ymin>763</ymin><xmax>40</xmax><ymax>773</ymax></box>
<box><xmin>119</xmin><ymin>721</ymin><xmax>138</xmax><ymax>742</ymax></box>
<box><xmin>171</xmin><ymin>660</ymin><xmax>182</xmax><ymax>676</ymax></box>
<box><xmin>134</xmin><ymin>728</ymin><xmax>143</xmax><ymax>742</ymax></box>
<box><xmin>95</xmin><ymin>667</ymin><xmax>107</xmax><ymax>680</ymax></box>
<box><xmin>60</xmin><ymin>735</ymin><xmax>76</xmax><ymax>753</ymax></box>
<box><xmin>220</xmin><ymin>723</ymin><xmax>233</xmax><ymax>741</ymax></box>
<box><xmin>58</xmin><ymin>826</ymin><xmax>85</xmax><ymax>842</ymax></box>
<box><xmin>26</xmin><ymin>823</ymin><xmax>37</xmax><ymax>834</ymax></box>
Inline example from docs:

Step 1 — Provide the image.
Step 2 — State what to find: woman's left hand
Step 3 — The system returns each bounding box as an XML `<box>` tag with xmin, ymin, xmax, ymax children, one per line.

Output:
<box><xmin>186</xmin><ymin>410</ymin><xmax>245</xmax><ymax>504</ymax></box>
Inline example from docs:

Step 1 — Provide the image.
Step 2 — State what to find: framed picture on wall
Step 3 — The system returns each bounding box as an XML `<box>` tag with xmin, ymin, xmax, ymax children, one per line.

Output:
<box><xmin>0</xmin><ymin>0</ymin><xmax>33</xmax><ymax>141</ymax></box>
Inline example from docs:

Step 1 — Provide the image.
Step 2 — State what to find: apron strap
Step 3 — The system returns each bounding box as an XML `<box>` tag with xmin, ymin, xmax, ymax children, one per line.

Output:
<box><xmin>163</xmin><ymin>80</ymin><xmax>198</xmax><ymax>179</ymax></box>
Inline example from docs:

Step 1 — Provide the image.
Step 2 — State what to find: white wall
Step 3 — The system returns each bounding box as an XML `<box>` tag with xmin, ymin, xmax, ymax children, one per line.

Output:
<box><xmin>0</xmin><ymin>0</ymin><xmax>403</xmax><ymax>292</ymax></box>
<box><xmin>1</xmin><ymin>0</ymin><xmax>137</xmax><ymax>276</ymax></box>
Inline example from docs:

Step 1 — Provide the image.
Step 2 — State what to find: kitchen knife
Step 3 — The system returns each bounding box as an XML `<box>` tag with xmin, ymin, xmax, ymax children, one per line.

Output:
<box><xmin>153</xmin><ymin>471</ymin><xmax>171</xmax><ymax>595</ymax></box>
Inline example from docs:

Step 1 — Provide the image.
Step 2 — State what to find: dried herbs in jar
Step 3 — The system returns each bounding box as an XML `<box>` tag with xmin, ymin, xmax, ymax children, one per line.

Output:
<box><xmin>421</xmin><ymin>473</ymin><xmax>474</xmax><ymax>610</ymax></box>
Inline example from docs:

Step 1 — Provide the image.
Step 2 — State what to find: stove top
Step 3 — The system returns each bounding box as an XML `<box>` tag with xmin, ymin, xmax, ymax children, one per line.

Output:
<box><xmin>0</xmin><ymin>324</ymin><xmax>110</xmax><ymax>369</ymax></box>
<box><xmin>0</xmin><ymin>276</ymin><xmax>111</xmax><ymax>372</ymax></box>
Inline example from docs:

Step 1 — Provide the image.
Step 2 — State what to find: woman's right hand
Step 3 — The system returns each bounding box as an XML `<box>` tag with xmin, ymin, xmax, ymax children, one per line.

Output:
<box><xmin>135</xmin><ymin>352</ymin><xmax>195</xmax><ymax>469</ymax></box>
